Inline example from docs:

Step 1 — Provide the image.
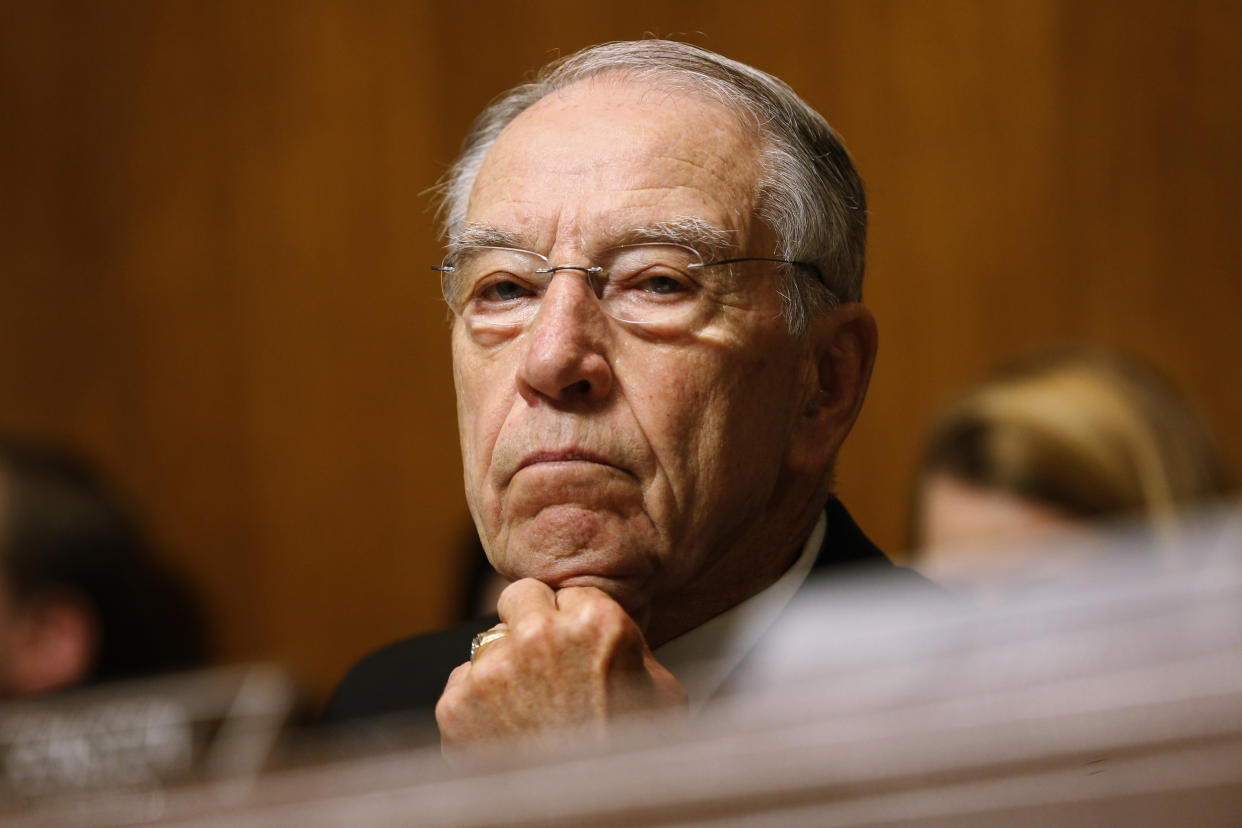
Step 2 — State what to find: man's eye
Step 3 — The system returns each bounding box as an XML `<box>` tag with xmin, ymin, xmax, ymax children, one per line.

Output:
<box><xmin>477</xmin><ymin>279</ymin><xmax>534</xmax><ymax>302</ymax></box>
<box><xmin>637</xmin><ymin>275</ymin><xmax>687</xmax><ymax>295</ymax></box>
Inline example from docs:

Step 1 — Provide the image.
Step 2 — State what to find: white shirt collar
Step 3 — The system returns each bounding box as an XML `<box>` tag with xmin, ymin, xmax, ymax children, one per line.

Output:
<box><xmin>652</xmin><ymin>510</ymin><xmax>826</xmax><ymax>711</ymax></box>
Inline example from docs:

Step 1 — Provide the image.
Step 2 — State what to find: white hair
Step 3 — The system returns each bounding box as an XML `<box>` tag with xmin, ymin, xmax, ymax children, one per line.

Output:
<box><xmin>436</xmin><ymin>40</ymin><xmax>867</xmax><ymax>335</ymax></box>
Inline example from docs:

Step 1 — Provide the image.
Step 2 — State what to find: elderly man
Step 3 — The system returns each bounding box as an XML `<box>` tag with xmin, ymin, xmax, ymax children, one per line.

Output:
<box><xmin>327</xmin><ymin>40</ymin><xmax>920</xmax><ymax>750</ymax></box>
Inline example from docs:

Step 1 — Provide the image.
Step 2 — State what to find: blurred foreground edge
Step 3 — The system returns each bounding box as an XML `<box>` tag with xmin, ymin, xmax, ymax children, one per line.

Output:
<box><xmin>10</xmin><ymin>503</ymin><xmax>1242</xmax><ymax>826</ymax></box>
<box><xmin>0</xmin><ymin>664</ymin><xmax>296</xmax><ymax>823</ymax></box>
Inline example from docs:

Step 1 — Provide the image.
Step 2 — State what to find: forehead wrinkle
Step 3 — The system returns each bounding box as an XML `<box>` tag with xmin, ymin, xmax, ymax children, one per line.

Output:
<box><xmin>650</xmin><ymin>150</ymin><xmax>759</xmax><ymax>196</ymax></box>
<box><xmin>596</xmin><ymin>150</ymin><xmax>759</xmax><ymax>214</ymax></box>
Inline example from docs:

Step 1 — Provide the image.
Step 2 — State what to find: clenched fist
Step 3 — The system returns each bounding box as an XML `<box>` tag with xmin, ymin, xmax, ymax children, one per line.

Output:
<box><xmin>435</xmin><ymin>578</ymin><xmax>687</xmax><ymax>761</ymax></box>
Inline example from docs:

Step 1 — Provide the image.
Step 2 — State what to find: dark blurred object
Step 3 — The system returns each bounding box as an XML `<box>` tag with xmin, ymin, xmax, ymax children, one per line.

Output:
<box><xmin>454</xmin><ymin>523</ymin><xmax>507</xmax><ymax>623</ymax></box>
<box><xmin>0</xmin><ymin>664</ymin><xmax>295</xmax><ymax>814</ymax></box>
<box><xmin>910</xmin><ymin>348</ymin><xmax>1235</xmax><ymax>591</ymax></box>
<box><xmin>0</xmin><ymin>435</ymin><xmax>209</xmax><ymax>697</ymax></box>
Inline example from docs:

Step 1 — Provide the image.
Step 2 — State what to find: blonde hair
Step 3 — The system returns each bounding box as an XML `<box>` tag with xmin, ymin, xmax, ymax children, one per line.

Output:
<box><xmin>917</xmin><ymin>350</ymin><xmax>1233</xmax><ymax>529</ymax></box>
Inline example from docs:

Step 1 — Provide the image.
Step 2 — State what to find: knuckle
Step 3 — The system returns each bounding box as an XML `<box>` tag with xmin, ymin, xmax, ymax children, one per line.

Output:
<box><xmin>501</xmin><ymin>577</ymin><xmax>537</xmax><ymax>599</ymax></box>
<box><xmin>469</xmin><ymin>652</ymin><xmax>516</xmax><ymax>686</ymax></box>
<box><xmin>435</xmin><ymin>690</ymin><xmax>465</xmax><ymax>724</ymax></box>
<box><xmin>512</xmin><ymin>614</ymin><xmax>552</xmax><ymax>647</ymax></box>
<box><xmin>577</xmin><ymin>595</ymin><xmax>630</xmax><ymax>631</ymax></box>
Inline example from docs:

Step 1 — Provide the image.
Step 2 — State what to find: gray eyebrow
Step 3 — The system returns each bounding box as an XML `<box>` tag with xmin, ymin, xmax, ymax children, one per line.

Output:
<box><xmin>450</xmin><ymin>224</ymin><xmax>532</xmax><ymax>251</ymax></box>
<box><xmin>449</xmin><ymin>217</ymin><xmax>737</xmax><ymax>260</ymax></box>
<box><xmin>611</xmin><ymin>218</ymin><xmax>736</xmax><ymax>260</ymax></box>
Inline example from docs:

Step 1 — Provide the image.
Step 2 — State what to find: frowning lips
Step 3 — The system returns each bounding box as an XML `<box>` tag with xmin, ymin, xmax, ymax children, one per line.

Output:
<box><xmin>516</xmin><ymin>449</ymin><xmax>624</xmax><ymax>473</ymax></box>
<box><xmin>494</xmin><ymin>435</ymin><xmax>646</xmax><ymax>486</ymax></box>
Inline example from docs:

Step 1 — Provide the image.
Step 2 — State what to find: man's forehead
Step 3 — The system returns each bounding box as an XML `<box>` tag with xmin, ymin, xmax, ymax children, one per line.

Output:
<box><xmin>517</xmin><ymin>74</ymin><xmax>751</xmax><ymax>135</ymax></box>
<box><xmin>464</xmin><ymin>79</ymin><xmax>763</xmax><ymax>254</ymax></box>
<box><xmin>486</xmin><ymin>79</ymin><xmax>758</xmax><ymax>171</ymax></box>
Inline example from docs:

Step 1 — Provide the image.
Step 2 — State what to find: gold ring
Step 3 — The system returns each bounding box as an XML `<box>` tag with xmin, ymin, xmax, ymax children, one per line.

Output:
<box><xmin>470</xmin><ymin>627</ymin><xmax>510</xmax><ymax>662</ymax></box>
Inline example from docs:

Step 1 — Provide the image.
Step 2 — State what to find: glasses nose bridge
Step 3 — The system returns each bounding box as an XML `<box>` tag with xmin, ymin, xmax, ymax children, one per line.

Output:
<box><xmin>535</xmin><ymin>260</ymin><xmax>608</xmax><ymax>305</ymax></box>
<box><xmin>528</xmin><ymin>261</ymin><xmax>612</xmax><ymax>329</ymax></box>
<box><xmin>537</xmin><ymin>262</ymin><xmax>605</xmax><ymax>293</ymax></box>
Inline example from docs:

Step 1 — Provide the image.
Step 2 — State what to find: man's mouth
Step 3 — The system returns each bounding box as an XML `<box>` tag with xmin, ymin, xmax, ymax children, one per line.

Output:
<box><xmin>516</xmin><ymin>449</ymin><xmax>617</xmax><ymax>472</ymax></box>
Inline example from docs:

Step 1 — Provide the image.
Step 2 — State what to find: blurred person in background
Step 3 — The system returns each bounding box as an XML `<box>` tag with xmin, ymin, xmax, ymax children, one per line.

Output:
<box><xmin>0</xmin><ymin>435</ymin><xmax>209</xmax><ymax>698</ymax></box>
<box><xmin>909</xmin><ymin>348</ymin><xmax>1235</xmax><ymax>596</ymax></box>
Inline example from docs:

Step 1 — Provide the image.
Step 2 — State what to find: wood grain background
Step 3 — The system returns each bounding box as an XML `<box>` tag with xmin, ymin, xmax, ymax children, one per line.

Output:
<box><xmin>2</xmin><ymin>0</ymin><xmax>1239</xmax><ymax>705</ymax></box>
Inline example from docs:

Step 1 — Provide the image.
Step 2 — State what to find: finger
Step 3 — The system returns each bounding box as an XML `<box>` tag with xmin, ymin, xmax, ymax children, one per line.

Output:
<box><xmin>441</xmin><ymin>660</ymin><xmax>473</xmax><ymax>695</ymax></box>
<box><xmin>496</xmin><ymin>577</ymin><xmax>557</xmax><ymax>625</ymax></box>
<box><xmin>436</xmin><ymin>662</ymin><xmax>476</xmax><ymax>740</ymax></box>
<box><xmin>642</xmin><ymin>647</ymin><xmax>681</xmax><ymax>685</ymax></box>
<box><xmin>554</xmin><ymin>586</ymin><xmax>647</xmax><ymax>663</ymax></box>
<box><xmin>553</xmin><ymin>585</ymin><xmax>622</xmax><ymax>614</ymax></box>
<box><xmin>470</xmin><ymin>624</ymin><xmax>511</xmax><ymax>662</ymax></box>
<box><xmin>553</xmin><ymin>586</ymin><xmax>651</xmax><ymax>633</ymax></box>
<box><xmin>640</xmin><ymin>648</ymin><xmax>690</xmax><ymax>708</ymax></box>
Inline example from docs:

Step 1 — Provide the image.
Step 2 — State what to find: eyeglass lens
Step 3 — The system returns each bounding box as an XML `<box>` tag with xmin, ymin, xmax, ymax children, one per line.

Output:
<box><xmin>441</xmin><ymin>244</ymin><xmax>708</xmax><ymax>327</ymax></box>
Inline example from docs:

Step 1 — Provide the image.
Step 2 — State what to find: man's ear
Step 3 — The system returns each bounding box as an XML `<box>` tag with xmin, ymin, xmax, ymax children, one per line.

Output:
<box><xmin>10</xmin><ymin>592</ymin><xmax>98</xmax><ymax>696</ymax></box>
<box><xmin>785</xmin><ymin>302</ymin><xmax>878</xmax><ymax>474</ymax></box>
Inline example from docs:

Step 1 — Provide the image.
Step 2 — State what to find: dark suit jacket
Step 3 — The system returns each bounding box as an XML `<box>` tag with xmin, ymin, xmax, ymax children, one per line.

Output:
<box><xmin>322</xmin><ymin>498</ymin><xmax>925</xmax><ymax>729</ymax></box>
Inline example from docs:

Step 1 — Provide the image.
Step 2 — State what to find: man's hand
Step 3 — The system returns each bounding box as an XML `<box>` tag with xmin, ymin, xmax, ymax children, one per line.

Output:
<box><xmin>435</xmin><ymin>578</ymin><xmax>687</xmax><ymax>759</ymax></box>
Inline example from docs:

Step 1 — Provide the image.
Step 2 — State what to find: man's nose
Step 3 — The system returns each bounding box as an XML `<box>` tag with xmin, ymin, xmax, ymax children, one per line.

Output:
<box><xmin>517</xmin><ymin>271</ymin><xmax>614</xmax><ymax>403</ymax></box>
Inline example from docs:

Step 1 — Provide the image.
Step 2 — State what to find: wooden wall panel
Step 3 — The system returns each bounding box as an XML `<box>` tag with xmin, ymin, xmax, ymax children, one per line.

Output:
<box><xmin>2</xmin><ymin>1</ymin><xmax>1239</xmax><ymax>705</ymax></box>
